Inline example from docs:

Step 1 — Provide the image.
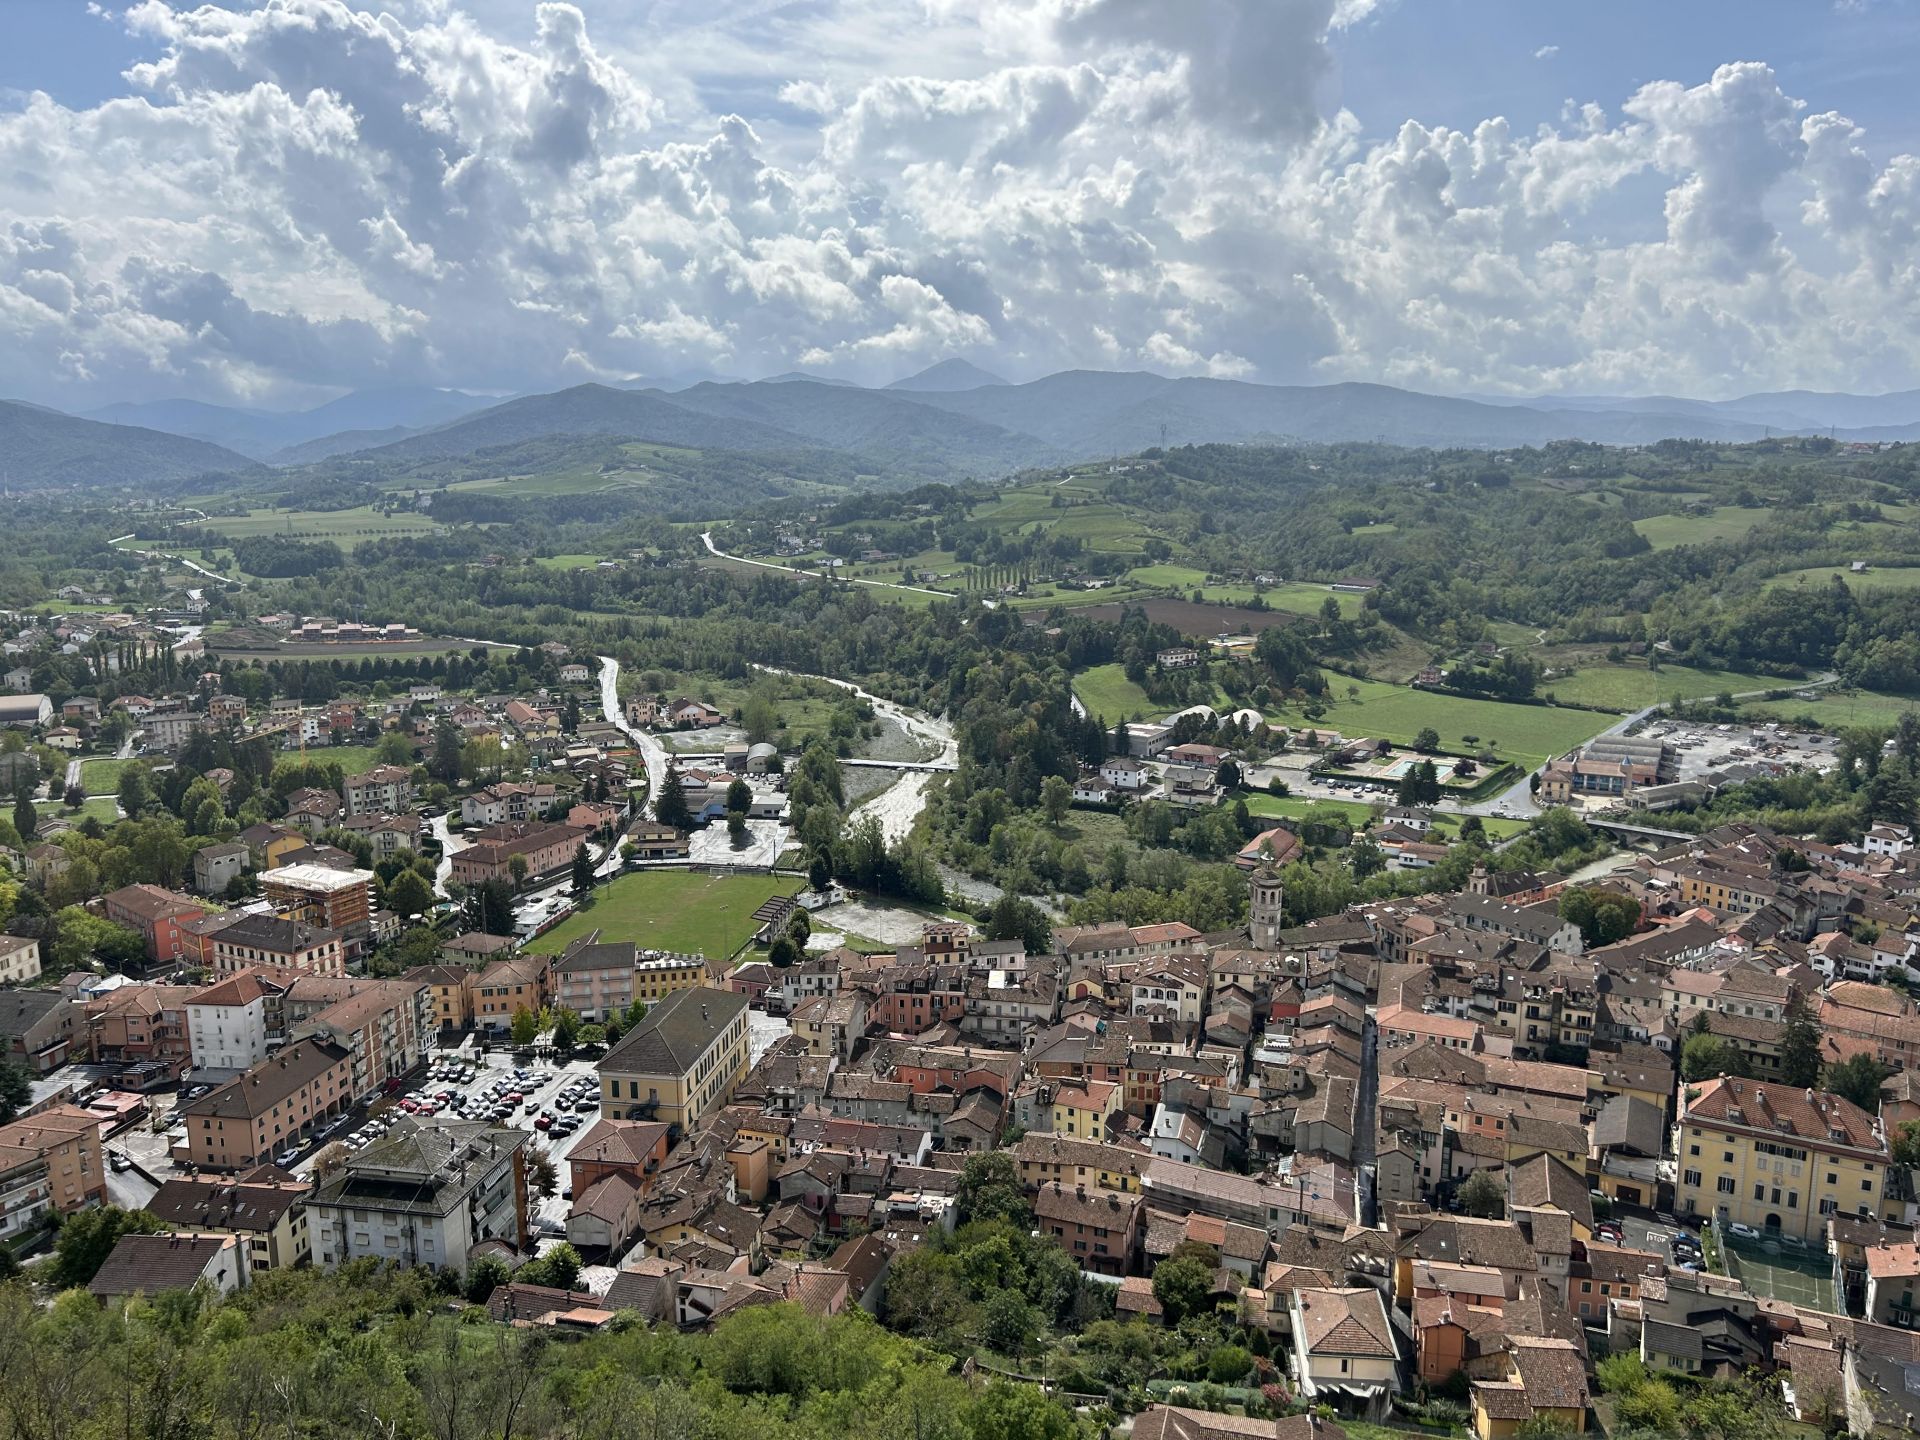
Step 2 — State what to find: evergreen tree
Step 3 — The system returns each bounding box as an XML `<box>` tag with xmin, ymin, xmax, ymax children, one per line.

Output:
<box><xmin>1779</xmin><ymin>994</ymin><xmax>1823</xmax><ymax>1089</ymax></box>
<box><xmin>570</xmin><ymin>842</ymin><xmax>594</xmax><ymax>895</ymax></box>
<box><xmin>11</xmin><ymin>784</ymin><xmax>34</xmax><ymax>842</ymax></box>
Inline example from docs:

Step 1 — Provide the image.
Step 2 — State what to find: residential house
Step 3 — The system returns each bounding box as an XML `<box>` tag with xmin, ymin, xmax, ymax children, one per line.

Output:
<box><xmin>306</xmin><ymin>1116</ymin><xmax>528</xmax><ymax>1274</ymax></box>
<box><xmin>88</xmin><ymin>1232</ymin><xmax>249</xmax><ymax>1302</ymax></box>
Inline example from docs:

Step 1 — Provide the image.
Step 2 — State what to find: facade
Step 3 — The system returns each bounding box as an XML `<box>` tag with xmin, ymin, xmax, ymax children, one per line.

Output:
<box><xmin>191</xmin><ymin>842</ymin><xmax>249</xmax><ymax>896</ymax></box>
<box><xmin>0</xmin><ymin>934</ymin><xmax>42</xmax><ymax>986</ymax></box>
<box><xmin>1675</xmin><ymin>1075</ymin><xmax>1894</xmax><ymax>1241</ymax></box>
<box><xmin>306</xmin><ymin>1117</ymin><xmax>528</xmax><ymax>1273</ymax></box>
<box><xmin>0</xmin><ymin>1105</ymin><xmax>106</xmax><ymax>1235</ymax></box>
<box><xmin>100</xmin><ymin>883</ymin><xmax>208</xmax><ymax>965</ymax></box>
<box><xmin>448</xmin><ymin>821</ymin><xmax>587</xmax><ymax>887</ymax></box>
<box><xmin>282</xmin><ymin>976</ymin><xmax>432</xmax><ymax>1101</ymax></box>
<box><xmin>180</xmin><ymin>1041</ymin><xmax>353</xmax><ymax>1171</ymax></box>
<box><xmin>474</xmin><ymin>955</ymin><xmax>548</xmax><ymax>1032</ymax></box>
<box><xmin>211</xmin><ymin>914</ymin><xmax>347</xmax><ymax>980</ymax></box>
<box><xmin>598</xmin><ymin>986</ymin><xmax>752</xmax><ymax>1130</ymax></box>
<box><xmin>146</xmin><ymin>1167</ymin><xmax>312</xmax><ymax>1271</ymax></box>
<box><xmin>186</xmin><ymin>971</ymin><xmax>284</xmax><ymax>1073</ymax></box>
<box><xmin>343</xmin><ymin>765</ymin><xmax>414</xmax><ymax>817</ymax></box>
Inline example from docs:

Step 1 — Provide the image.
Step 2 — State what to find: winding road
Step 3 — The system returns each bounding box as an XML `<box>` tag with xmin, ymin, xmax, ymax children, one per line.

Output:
<box><xmin>699</xmin><ymin>531</ymin><xmax>954</xmax><ymax>600</ymax></box>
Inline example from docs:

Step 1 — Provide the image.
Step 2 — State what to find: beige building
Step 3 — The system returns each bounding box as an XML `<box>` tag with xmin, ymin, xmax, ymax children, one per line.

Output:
<box><xmin>146</xmin><ymin>1167</ymin><xmax>312</xmax><ymax>1272</ymax></box>
<box><xmin>597</xmin><ymin>986</ymin><xmax>751</xmax><ymax>1130</ymax></box>
<box><xmin>181</xmin><ymin>1041</ymin><xmax>353</xmax><ymax>1171</ymax></box>
<box><xmin>1676</xmin><ymin>1074</ymin><xmax>1895</xmax><ymax>1241</ymax></box>
<box><xmin>0</xmin><ymin>934</ymin><xmax>41</xmax><ymax>986</ymax></box>
<box><xmin>0</xmin><ymin>1104</ymin><xmax>105</xmax><ymax>1237</ymax></box>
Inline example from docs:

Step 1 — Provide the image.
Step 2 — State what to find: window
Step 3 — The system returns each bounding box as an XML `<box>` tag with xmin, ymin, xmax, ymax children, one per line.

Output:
<box><xmin>1717</xmin><ymin>1176</ymin><xmax>1736</xmax><ymax>1195</ymax></box>
<box><xmin>1689</xmin><ymin>1144</ymin><xmax>1700</xmax><ymax>1157</ymax></box>
<box><xmin>1683</xmin><ymin>1169</ymin><xmax>1702</xmax><ymax>1188</ymax></box>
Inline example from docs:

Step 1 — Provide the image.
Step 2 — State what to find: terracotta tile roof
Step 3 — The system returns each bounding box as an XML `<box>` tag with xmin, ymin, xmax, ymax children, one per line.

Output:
<box><xmin>1294</xmin><ymin>1286</ymin><xmax>1395</xmax><ymax>1358</ymax></box>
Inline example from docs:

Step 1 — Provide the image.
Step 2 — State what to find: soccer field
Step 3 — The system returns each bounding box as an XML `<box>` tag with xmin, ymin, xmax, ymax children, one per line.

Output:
<box><xmin>528</xmin><ymin>869</ymin><xmax>801</xmax><ymax>959</ymax></box>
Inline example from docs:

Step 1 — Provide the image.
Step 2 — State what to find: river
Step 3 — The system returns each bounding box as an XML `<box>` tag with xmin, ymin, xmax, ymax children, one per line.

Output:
<box><xmin>597</xmin><ymin>655</ymin><xmax>669</xmax><ymax>820</ymax></box>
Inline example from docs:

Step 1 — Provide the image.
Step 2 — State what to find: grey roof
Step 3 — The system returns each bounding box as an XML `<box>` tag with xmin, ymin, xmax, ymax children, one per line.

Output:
<box><xmin>88</xmin><ymin>1232</ymin><xmax>238</xmax><ymax>1297</ymax></box>
<box><xmin>555</xmin><ymin>938</ymin><xmax>637</xmax><ymax>973</ymax></box>
<box><xmin>215</xmin><ymin>913</ymin><xmax>341</xmax><ymax>952</ymax></box>
<box><xmin>0</xmin><ymin>988</ymin><xmax>67</xmax><ymax>1040</ymax></box>
<box><xmin>599</xmin><ymin>986</ymin><xmax>748</xmax><ymax>1077</ymax></box>
<box><xmin>1593</xmin><ymin>1093</ymin><xmax>1666</xmax><ymax>1157</ymax></box>
<box><xmin>309</xmin><ymin>1115</ymin><xmax>525</xmax><ymax>1218</ymax></box>
<box><xmin>1643</xmin><ymin>1317</ymin><xmax>1705</xmax><ymax>1360</ymax></box>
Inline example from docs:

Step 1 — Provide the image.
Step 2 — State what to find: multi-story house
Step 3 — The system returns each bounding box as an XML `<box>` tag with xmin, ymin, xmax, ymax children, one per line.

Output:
<box><xmin>1676</xmin><ymin>1075</ymin><xmax>1895</xmax><ymax>1242</ymax></box>
<box><xmin>186</xmin><ymin>971</ymin><xmax>286</xmax><ymax>1073</ymax></box>
<box><xmin>597</xmin><ymin>987</ymin><xmax>751</xmax><ymax>1130</ymax></box>
<box><xmin>100</xmin><ymin>883</ymin><xmax>209</xmax><ymax>965</ymax></box>
<box><xmin>283</xmin><ymin>976</ymin><xmax>432</xmax><ymax>1101</ymax></box>
<box><xmin>212</xmin><ymin>915</ymin><xmax>346</xmax><ymax>979</ymax></box>
<box><xmin>146</xmin><ymin>1167</ymin><xmax>312</xmax><ymax>1271</ymax></box>
<box><xmin>342</xmin><ymin>764</ymin><xmax>414</xmax><ymax>817</ymax></box>
<box><xmin>306</xmin><ymin>1116</ymin><xmax>527</xmax><ymax>1274</ymax></box>
<box><xmin>180</xmin><ymin>1041</ymin><xmax>353</xmax><ymax>1171</ymax></box>
<box><xmin>0</xmin><ymin>934</ymin><xmax>42</xmax><ymax>986</ymax></box>
<box><xmin>0</xmin><ymin>1105</ymin><xmax>105</xmax><ymax>1235</ymax></box>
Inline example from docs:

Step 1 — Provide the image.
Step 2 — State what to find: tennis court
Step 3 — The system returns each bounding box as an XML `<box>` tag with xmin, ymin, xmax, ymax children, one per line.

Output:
<box><xmin>1721</xmin><ymin>1231</ymin><xmax>1836</xmax><ymax>1309</ymax></box>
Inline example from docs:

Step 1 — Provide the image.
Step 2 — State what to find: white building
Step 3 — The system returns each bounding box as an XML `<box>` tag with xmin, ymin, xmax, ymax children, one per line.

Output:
<box><xmin>1099</xmin><ymin>756</ymin><xmax>1149</xmax><ymax>790</ymax></box>
<box><xmin>1864</xmin><ymin>823</ymin><xmax>1912</xmax><ymax>858</ymax></box>
<box><xmin>0</xmin><ymin>935</ymin><xmax>41</xmax><ymax>987</ymax></box>
<box><xmin>306</xmin><ymin>1117</ymin><xmax>527</xmax><ymax>1274</ymax></box>
<box><xmin>186</xmin><ymin>971</ymin><xmax>283</xmax><ymax>1074</ymax></box>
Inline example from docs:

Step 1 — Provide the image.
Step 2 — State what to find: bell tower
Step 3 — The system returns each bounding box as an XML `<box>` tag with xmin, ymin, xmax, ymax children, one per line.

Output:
<box><xmin>1249</xmin><ymin>866</ymin><xmax>1285</xmax><ymax>949</ymax></box>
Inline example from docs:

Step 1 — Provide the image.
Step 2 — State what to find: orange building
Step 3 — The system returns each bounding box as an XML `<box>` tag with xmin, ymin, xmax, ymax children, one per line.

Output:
<box><xmin>0</xmin><ymin>1104</ymin><xmax>107</xmax><ymax>1224</ymax></box>
<box><xmin>180</xmin><ymin>1041</ymin><xmax>352</xmax><ymax>1171</ymax></box>
<box><xmin>100</xmin><ymin>884</ymin><xmax>209</xmax><ymax>965</ymax></box>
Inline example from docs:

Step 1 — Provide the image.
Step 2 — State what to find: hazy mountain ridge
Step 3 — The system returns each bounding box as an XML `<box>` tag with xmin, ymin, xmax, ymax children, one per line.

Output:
<box><xmin>83</xmin><ymin>386</ymin><xmax>493</xmax><ymax>460</ymax></box>
<box><xmin>21</xmin><ymin>369</ymin><xmax>1920</xmax><ymax>492</ymax></box>
<box><xmin>0</xmin><ymin>399</ymin><xmax>261</xmax><ymax>488</ymax></box>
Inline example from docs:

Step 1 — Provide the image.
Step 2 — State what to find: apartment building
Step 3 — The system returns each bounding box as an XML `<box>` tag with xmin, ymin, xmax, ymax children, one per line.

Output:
<box><xmin>211</xmin><ymin>915</ymin><xmax>347</xmax><ymax>980</ymax></box>
<box><xmin>0</xmin><ymin>1105</ymin><xmax>105</xmax><ymax>1236</ymax></box>
<box><xmin>100</xmin><ymin>883</ymin><xmax>209</xmax><ymax>965</ymax></box>
<box><xmin>283</xmin><ymin>976</ymin><xmax>431</xmax><ymax>1101</ymax></box>
<box><xmin>0</xmin><ymin>934</ymin><xmax>41</xmax><ymax>986</ymax></box>
<box><xmin>306</xmin><ymin>1117</ymin><xmax>528</xmax><ymax>1274</ymax></box>
<box><xmin>1676</xmin><ymin>1075</ymin><xmax>1895</xmax><ymax>1242</ymax></box>
<box><xmin>597</xmin><ymin>986</ymin><xmax>752</xmax><ymax>1130</ymax></box>
<box><xmin>146</xmin><ymin>1167</ymin><xmax>312</xmax><ymax>1271</ymax></box>
<box><xmin>180</xmin><ymin>1041</ymin><xmax>353</xmax><ymax>1171</ymax></box>
<box><xmin>343</xmin><ymin>765</ymin><xmax>414</xmax><ymax>817</ymax></box>
<box><xmin>186</xmin><ymin>971</ymin><xmax>286</xmax><ymax>1073</ymax></box>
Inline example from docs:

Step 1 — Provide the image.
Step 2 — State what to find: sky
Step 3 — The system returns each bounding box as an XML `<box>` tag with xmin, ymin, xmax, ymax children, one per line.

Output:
<box><xmin>2</xmin><ymin>0</ymin><xmax>1919</xmax><ymax>410</ymax></box>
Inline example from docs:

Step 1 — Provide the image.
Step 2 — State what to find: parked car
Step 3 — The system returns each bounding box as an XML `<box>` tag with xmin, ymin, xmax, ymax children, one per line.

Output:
<box><xmin>1728</xmin><ymin>1222</ymin><xmax>1760</xmax><ymax>1240</ymax></box>
<box><xmin>108</xmin><ymin>1151</ymin><xmax>132</xmax><ymax>1173</ymax></box>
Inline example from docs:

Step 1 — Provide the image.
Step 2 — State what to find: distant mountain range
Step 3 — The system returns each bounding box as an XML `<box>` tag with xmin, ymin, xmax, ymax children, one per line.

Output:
<box><xmin>0</xmin><ymin>399</ymin><xmax>258</xmax><ymax>490</ymax></box>
<box><xmin>83</xmin><ymin>386</ymin><xmax>495</xmax><ymax>461</ymax></box>
<box><xmin>14</xmin><ymin>366</ymin><xmax>1920</xmax><ymax>492</ymax></box>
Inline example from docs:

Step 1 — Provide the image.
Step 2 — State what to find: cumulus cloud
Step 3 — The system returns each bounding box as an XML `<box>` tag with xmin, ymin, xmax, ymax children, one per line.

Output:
<box><xmin>0</xmin><ymin>1</ymin><xmax>1917</xmax><ymax>407</ymax></box>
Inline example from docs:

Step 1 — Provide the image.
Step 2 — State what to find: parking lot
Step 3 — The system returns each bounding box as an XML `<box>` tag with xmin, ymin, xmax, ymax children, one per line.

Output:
<box><xmin>287</xmin><ymin>1047</ymin><xmax>607</xmax><ymax>1232</ymax></box>
<box><xmin>1642</xmin><ymin>718</ymin><xmax>1840</xmax><ymax>783</ymax></box>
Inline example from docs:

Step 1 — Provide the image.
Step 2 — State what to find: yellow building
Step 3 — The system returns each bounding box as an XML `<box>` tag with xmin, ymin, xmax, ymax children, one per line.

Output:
<box><xmin>1011</xmin><ymin>1134</ymin><xmax>1144</xmax><ymax>1195</ymax></box>
<box><xmin>1676</xmin><ymin>1075</ymin><xmax>1895</xmax><ymax>1242</ymax></box>
<box><xmin>145</xmin><ymin>1168</ymin><xmax>311</xmax><ymax>1272</ymax></box>
<box><xmin>1470</xmin><ymin>1338</ymin><xmax>1589</xmax><ymax>1440</ymax></box>
<box><xmin>597</xmin><ymin>986</ymin><xmax>751</xmax><ymax>1131</ymax></box>
<box><xmin>1050</xmin><ymin>1079</ymin><xmax>1124</xmax><ymax>1142</ymax></box>
<box><xmin>633</xmin><ymin>953</ymin><xmax>711</xmax><ymax>1004</ymax></box>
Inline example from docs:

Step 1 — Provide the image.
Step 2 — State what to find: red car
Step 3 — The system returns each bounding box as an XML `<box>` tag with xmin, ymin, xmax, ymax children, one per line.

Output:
<box><xmin>535</xmin><ymin>1114</ymin><xmax>553</xmax><ymax>1130</ymax></box>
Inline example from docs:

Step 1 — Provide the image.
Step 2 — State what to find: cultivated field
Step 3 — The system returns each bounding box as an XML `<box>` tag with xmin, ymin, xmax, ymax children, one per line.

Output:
<box><xmin>1766</xmin><ymin>564</ymin><xmax>1920</xmax><ymax>595</ymax></box>
<box><xmin>193</xmin><ymin>505</ymin><xmax>439</xmax><ymax>542</ymax></box>
<box><xmin>1266</xmin><ymin>679</ymin><xmax>1614</xmax><ymax>771</ymax></box>
<box><xmin>1545</xmin><ymin>660</ymin><xmax>1786</xmax><ymax>712</ymax></box>
<box><xmin>1632</xmin><ymin>505</ymin><xmax>1773</xmax><ymax>551</ymax></box>
<box><xmin>528</xmin><ymin>870</ymin><xmax>801</xmax><ymax>959</ymax></box>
